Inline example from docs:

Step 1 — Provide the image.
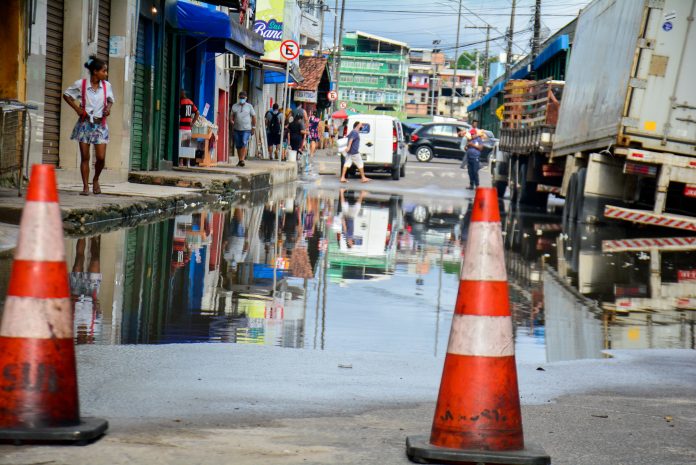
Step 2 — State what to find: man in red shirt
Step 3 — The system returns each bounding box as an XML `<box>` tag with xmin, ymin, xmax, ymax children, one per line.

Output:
<box><xmin>179</xmin><ymin>90</ymin><xmax>199</xmax><ymax>166</ymax></box>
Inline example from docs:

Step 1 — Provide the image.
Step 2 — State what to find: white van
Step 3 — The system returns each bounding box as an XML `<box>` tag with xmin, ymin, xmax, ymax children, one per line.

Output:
<box><xmin>340</xmin><ymin>114</ymin><xmax>407</xmax><ymax>180</ymax></box>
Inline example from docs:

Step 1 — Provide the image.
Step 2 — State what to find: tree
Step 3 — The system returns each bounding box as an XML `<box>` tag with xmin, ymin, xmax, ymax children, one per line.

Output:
<box><xmin>456</xmin><ymin>52</ymin><xmax>499</xmax><ymax>86</ymax></box>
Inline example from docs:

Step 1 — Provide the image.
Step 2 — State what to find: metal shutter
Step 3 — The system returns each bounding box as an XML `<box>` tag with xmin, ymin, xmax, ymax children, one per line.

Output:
<box><xmin>130</xmin><ymin>16</ymin><xmax>146</xmax><ymax>171</ymax></box>
<box><xmin>97</xmin><ymin>0</ymin><xmax>111</xmax><ymax>65</ymax></box>
<box><xmin>42</xmin><ymin>0</ymin><xmax>64</xmax><ymax>166</ymax></box>
<box><xmin>158</xmin><ymin>31</ymin><xmax>169</xmax><ymax>161</ymax></box>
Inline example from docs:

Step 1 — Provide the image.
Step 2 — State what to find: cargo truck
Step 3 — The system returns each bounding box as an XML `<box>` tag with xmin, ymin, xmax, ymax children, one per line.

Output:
<box><xmin>494</xmin><ymin>0</ymin><xmax>696</xmax><ymax>231</ymax></box>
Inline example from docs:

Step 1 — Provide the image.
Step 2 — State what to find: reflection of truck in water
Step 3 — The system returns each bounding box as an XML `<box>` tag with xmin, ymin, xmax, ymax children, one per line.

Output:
<box><xmin>483</xmin><ymin>0</ymin><xmax>696</xmax><ymax>230</ymax></box>
<box><xmin>328</xmin><ymin>191</ymin><xmax>402</xmax><ymax>283</ymax></box>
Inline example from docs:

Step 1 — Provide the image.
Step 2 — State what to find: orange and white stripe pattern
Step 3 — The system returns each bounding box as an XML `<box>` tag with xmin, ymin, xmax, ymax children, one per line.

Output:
<box><xmin>602</xmin><ymin>236</ymin><xmax>696</xmax><ymax>253</ymax></box>
<box><xmin>0</xmin><ymin>165</ymin><xmax>78</xmax><ymax>428</ymax></box>
<box><xmin>604</xmin><ymin>205</ymin><xmax>696</xmax><ymax>231</ymax></box>
<box><xmin>430</xmin><ymin>188</ymin><xmax>524</xmax><ymax>451</ymax></box>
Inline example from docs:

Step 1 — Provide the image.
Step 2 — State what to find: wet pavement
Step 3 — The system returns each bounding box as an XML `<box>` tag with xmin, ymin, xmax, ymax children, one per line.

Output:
<box><xmin>1</xmin><ymin>170</ymin><xmax>695</xmax><ymax>464</ymax></box>
<box><xmin>2</xmin><ymin>182</ymin><xmax>692</xmax><ymax>363</ymax></box>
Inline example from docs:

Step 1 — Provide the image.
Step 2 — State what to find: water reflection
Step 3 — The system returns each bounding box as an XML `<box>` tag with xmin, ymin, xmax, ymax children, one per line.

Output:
<box><xmin>0</xmin><ymin>187</ymin><xmax>693</xmax><ymax>361</ymax></box>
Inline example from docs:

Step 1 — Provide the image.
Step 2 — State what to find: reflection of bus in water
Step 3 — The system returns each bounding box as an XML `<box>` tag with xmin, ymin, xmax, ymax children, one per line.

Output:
<box><xmin>328</xmin><ymin>192</ymin><xmax>402</xmax><ymax>283</ymax></box>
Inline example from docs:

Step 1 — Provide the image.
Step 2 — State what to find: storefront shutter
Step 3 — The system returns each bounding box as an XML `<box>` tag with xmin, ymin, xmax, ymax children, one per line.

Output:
<box><xmin>158</xmin><ymin>32</ymin><xmax>170</xmax><ymax>161</ymax></box>
<box><xmin>96</xmin><ymin>0</ymin><xmax>111</xmax><ymax>65</ymax></box>
<box><xmin>130</xmin><ymin>16</ymin><xmax>146</xmax><ymax>171</ymax></box>
<box><xmin>42</xmin><ymin>0</ymin><xmax>64</xmax><ymax>166</ymax></box>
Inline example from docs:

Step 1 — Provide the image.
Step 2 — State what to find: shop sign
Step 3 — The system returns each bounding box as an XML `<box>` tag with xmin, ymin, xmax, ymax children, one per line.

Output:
<box><xmin>295</xmin><ymin>90</ymin><xmax>317</xmax><ymax>103</ymax></box>
<box><xmin>254</xmin><ymin>0</ymin><xmax>285</xmax><ymax>61</ymax></box>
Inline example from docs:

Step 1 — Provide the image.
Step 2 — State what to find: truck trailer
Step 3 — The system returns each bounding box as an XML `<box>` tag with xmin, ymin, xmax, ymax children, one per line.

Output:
<box><xmin>492</xmin><ymin>0</ymin><xmax>696</xmax><ymax>231</ymax></box>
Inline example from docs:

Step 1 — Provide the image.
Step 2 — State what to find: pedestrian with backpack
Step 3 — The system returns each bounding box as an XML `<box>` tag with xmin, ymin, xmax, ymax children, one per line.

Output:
<box><xmin>265</xmin><ymin>103</ymin><xmax>283</xmax><ymax>160</ymax></box>
<box><xmin>63</xmin><ymin>55</ymin><xmax>114</xmax><ymax>196</ymax></box>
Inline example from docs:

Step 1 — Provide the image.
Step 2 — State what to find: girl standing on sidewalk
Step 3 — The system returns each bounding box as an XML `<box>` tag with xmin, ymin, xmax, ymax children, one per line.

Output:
<box><xmin>63</xmin><ymin>55</ymin><xmax>115</xmax><ymax>195</ymax></box>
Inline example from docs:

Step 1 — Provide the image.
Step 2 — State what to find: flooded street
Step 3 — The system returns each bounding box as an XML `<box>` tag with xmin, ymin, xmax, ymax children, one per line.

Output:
<box><xmin>3</xmin><ymin>184</ymin><xmax>692</xmax><ymax>364</ymax></box>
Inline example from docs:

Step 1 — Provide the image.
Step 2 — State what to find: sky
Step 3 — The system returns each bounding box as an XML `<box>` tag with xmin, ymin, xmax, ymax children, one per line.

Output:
<box><xmin>319</xmin><ymin>0</ymin><xmax>592</xmax><ymax>61</ymax></box>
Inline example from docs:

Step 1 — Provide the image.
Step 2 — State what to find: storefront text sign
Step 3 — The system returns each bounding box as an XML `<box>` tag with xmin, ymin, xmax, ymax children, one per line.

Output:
<box><xmin>294</xmin><ymin>90</ymin><xmax>317</xmax><ymax>103</ymax></box>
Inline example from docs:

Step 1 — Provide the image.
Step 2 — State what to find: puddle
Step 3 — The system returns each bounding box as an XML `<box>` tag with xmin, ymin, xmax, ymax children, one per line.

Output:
<box><xmin>0</xmin><ymin>187</ymin><xmax>693</xmax><ymax>363</ymax></box>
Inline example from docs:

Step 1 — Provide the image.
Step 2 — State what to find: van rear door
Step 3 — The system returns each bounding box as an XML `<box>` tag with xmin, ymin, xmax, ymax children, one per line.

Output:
<box><xmin>356</xmin><ymin>118</ymin><xmax>377</xmax><ymax>163</ymax></box>
<box><xmin>372</xmin><ymin>117</ymin><xmax>393</xmax><ymax>164</ymax></box>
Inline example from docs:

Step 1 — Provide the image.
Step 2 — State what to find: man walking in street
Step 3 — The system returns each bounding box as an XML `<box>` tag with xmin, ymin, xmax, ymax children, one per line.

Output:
<box><xmin>265</xmin><ymin>103</ymin><xmax>283</xmax><ymax>160</ymax></box>
<box><xmin>340</xmin><ymin>121</ymin><xmax>370</xmax><ymax>183</ymax></box>
<box><xmin>230</xmin><ymin>91</ymin><xmax>256</xmax><ymax>167</ymax></box>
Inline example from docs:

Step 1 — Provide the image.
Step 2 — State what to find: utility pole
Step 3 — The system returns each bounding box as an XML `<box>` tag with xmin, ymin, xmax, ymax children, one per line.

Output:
<box><xmin>334</xmin><ymin>0</ymin><xmax>346</xmax><ymax>110</ymax></box>
<box><xmin>531</xmin><ymin>0</ymin><xmax>542</xmax><ymax>77</ymax></box>
<box><xmin>319</xmin><ymin>1</ymin><xmax>325</xmax><ymax>55</ymax></box>
<box><xmin>505</xmin><ymin>0</ymin><xmax>517</xmax><ymax>80</ymax></box>
<box><xmin>332</xmin><ymin>0</ymin><xmax>338</xmax><ymax>56</ymax></box>
<box><xmin>450</xmin><ymin>0</ymin><xmax>462</xmax><ymax>118</ymax></box>
<box><xmin>465</xmin><ymin>25</ymin><xmax>491</xmax><ymax>92</ymax></box>
<box><xmin>430</xmin><ymin>40</ymin><xmax>440</xmax><ymax>117</ymax></box>
<box><xmin>474</xmin><ymin>50</ymin><xmax>479</xmax><ymax>100</ymax></box>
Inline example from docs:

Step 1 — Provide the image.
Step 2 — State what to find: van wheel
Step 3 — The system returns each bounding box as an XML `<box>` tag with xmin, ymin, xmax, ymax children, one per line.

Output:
<box><xmin>391</xmin><ymin>164</ymin><xmax>400</xmax><ymax>180</ymax></box>
<box><xmin>400</xmin><ymin>161</ymin><xmax>406</xmax><ymax>178</ymax></box>
<box><xmin>415</xmin><ymin>146</ymin><xmax>433</xmax><ymax>162</ymax></box>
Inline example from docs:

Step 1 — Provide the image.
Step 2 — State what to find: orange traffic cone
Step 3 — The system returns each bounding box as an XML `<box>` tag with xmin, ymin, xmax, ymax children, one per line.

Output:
<box><xmin>406</xmin><ymin>188</ymin><xmax>549</xmax><ymax>464</ymax></box>
<box><xmin>0</xmin><ymin>165</ymin><xmax>107</xmax><ymax>443</ymax></box>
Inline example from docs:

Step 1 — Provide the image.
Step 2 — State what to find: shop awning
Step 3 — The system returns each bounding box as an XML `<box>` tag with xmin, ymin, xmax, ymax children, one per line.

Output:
<box><xmin>166</xmin><ymin>1</ymin><xmax>264</xmax><ymax>59</ymax></box>
<box><xmin>167</xmin><ymin>1</ymin><xmax>232</xmax><ymax>38</ymax></box>
<box><xmin>263</xmin><ymin>62</ymin><xmax>304</xmax><ymax>85</ymax></box>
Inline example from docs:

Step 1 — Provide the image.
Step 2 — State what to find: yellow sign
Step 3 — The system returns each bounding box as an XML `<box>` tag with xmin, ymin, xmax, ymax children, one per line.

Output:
<box><xmin>496</xmin><ymin>104</ymin><xmax>505</xmax><ymax>121</ymax></box>
<box><xmin>254</xmin><ymin>0</ymin><xmax>285</xmax><ymax>62</ymax></box>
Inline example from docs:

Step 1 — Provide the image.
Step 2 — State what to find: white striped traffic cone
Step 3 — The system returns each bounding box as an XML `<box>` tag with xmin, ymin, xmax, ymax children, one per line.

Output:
<box><xmin>407</xmin><ymin>187</ymin><xmax>549</xmax><ymax>464</ymax></box>
<box><xmin>0</xmin><ymin>164</ymin><xmax>107</xmax><ymax>443</ymax></box>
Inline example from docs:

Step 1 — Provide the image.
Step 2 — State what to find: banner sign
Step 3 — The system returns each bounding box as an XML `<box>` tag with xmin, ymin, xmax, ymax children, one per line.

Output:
<box><xmin>294</xmin><ymin>90</ymin><xmax>317</xmax><ymax>103</ymax></box>
<box><xmin>254</xmin><ymin>0</ymin><xmax>285</xmax><ymax>61</ymax></box>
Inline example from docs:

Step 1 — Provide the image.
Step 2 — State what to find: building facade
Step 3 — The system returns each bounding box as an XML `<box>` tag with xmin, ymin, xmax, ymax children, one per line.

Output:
<box><xmin>337</xmin><ymin>31</ymin><xmax>409</xmax><ymax>116</ymax></box>
<box><xmin>405</xmin><ymin>48</ymin><xmax>444</xmax><ymax>118</ymax></box>
<box><xmin>436</xmin><ymin>67</ymin><xmax>476</xmax><ymax>119</ymax></box>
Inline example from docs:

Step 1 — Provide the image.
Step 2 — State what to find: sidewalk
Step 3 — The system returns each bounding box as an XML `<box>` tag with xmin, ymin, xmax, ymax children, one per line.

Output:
<box><xmin>0</xmin><ymin>158</ymin><xmax>297</xmax><ymax>235</ymax></box>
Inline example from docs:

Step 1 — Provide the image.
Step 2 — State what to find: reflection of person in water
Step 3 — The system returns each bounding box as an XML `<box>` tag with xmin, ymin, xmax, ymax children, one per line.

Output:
<box><xmin>70</xmin><ymin>236</ymin><xmax>102</xmax><ymax>344</ymax></box>
<box><xmin>223</xmin><ymin>208</ymin><xmax>248</xmax><ymax>270</ymax></box>
<box><xmin>338</xmin><ymin>189</ymin><xmax>365</xmax><ymax>249</ymax></box>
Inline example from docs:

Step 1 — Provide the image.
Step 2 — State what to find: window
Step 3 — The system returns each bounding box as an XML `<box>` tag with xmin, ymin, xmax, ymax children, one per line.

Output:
<box><xmin>359</xmin><ymin>124</ymin><xmax>371</xmax><ymax>133</ymax></box>
<box><xmin>431</xmin><ymin>125</ymin><xmax>457</xmax><ymax>137</ymax></box>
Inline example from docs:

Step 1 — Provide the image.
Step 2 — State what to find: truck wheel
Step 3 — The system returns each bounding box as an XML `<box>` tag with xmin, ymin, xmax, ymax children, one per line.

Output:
<box><xmin>415</xmin><ymin>145</ymin><xmax>433</xmax><ymax>162</ymax></box>
<box><xmin>565</xmin><ymin>173</ymin><xmax>579</xmax><ymax>225</ymax></box>
<box><xmin>509</xmin><ymin>156</ymin><xmax>519</xmax><ymax>204</ymax></box>
<box><xmin>574</xmin><ymin>168</ymin><xmax>587</xmax><ymax>223</ymax></box>
<box><xmin>495</xmin><ymin>180</ymin><xmax>507</xmax><ymax>198</ymax></box>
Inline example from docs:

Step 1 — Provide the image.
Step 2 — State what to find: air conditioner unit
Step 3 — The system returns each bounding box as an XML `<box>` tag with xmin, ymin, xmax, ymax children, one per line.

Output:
<box><xmin>225</xmin><ymin>54</ymin><xmax>246</xmax><ymax>70</ymax></box>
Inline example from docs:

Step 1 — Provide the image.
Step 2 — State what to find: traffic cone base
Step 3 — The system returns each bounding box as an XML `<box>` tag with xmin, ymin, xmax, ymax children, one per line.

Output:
<box><xmin>0</xmin><ymin>165</ymin><xmax>107</xmax><ymax>444</ymax></box>
<box><xmin>0</xmin><ymin>417</ymin><xmax>108</xmax><ymax>444</ymax></box>
<box><xmin>406</xmin><ymin>435</ymin><xmax>551</xmax><ymax>465</ymax></box>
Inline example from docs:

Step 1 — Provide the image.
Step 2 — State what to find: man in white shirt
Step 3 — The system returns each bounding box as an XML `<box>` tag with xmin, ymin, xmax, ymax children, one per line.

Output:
<box><xmin>230</xmin><ymin>91</ymin><xmax>257</xmax><ymax>167</ymax></box>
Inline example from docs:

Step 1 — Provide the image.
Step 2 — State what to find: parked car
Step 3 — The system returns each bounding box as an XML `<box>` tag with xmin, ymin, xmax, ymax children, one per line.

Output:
<box><xmin>401</xmin><ymin>122</ymin><xmax>422</xmax><ymax>138</ymax></box>
<box><xmin>408</xmin><ymin>122</ymin><xmax>496</xmax><ymax>163</ymax></box>
<box><xmin>340</xmin><ymin>114</ymin><xmax>407</xmax><ymax>180</ymax></box>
